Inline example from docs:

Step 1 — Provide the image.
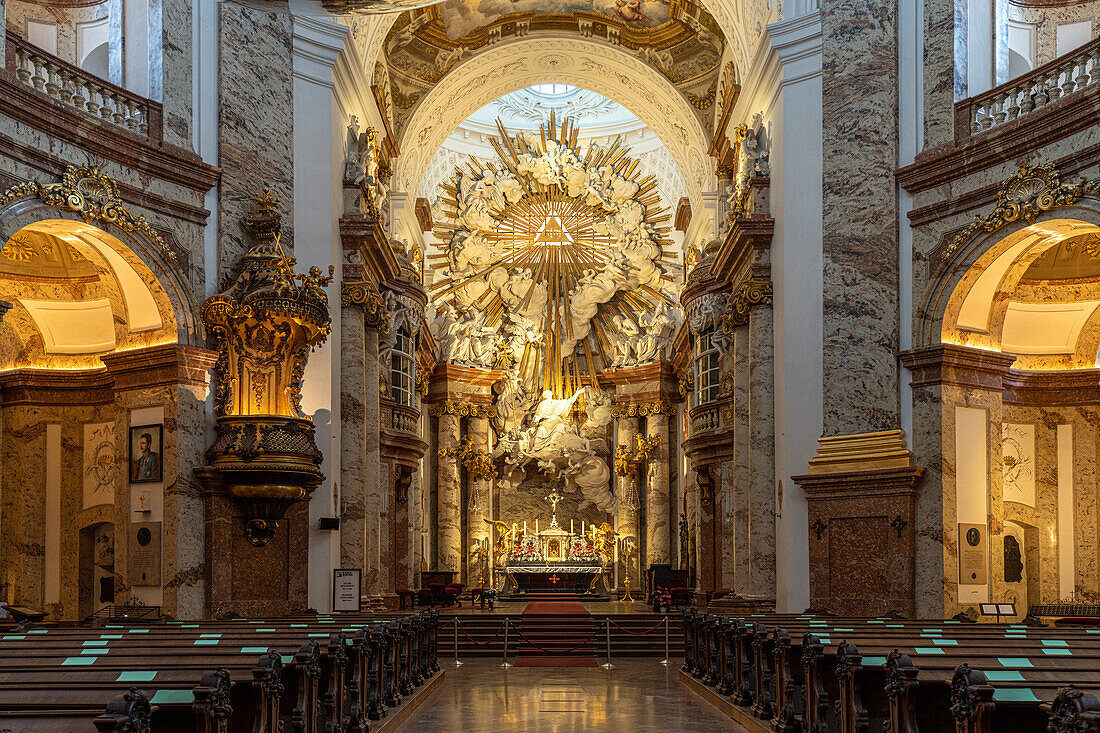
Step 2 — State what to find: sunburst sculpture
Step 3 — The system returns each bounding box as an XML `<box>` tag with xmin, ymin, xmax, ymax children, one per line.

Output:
<box><xmin>429</xmin><ymin>112</ymin><xmax>677</xmax><ymax>400</ymax></box>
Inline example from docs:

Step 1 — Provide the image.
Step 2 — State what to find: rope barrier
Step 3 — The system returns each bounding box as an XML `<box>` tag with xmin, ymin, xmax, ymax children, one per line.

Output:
<box><xmin>608</xmin><ymin>616</ymin><xmax>668</xmax><ymax>636</ymax></box>
<box><xmin>511</xmin><ymin>627</ymin><xmax>600</xmax><ymax>655</ymax></box>
<box><xmin>454</xmin><ymin>618</ymin><xmax>508</xmax><ymax>647</ymax></box>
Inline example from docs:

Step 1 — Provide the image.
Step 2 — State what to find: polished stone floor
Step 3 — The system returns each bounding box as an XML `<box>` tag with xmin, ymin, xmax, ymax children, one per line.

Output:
<box><xmin>392</xmin><ymin>659</ymin><xmax>747</xmax><ymax>732</ymax></box>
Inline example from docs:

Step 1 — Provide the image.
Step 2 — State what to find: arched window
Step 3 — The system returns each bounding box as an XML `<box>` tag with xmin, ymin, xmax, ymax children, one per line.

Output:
<box><xmin>390</xmin><ymin>324</ymin><xmax>414</xmax><ymax>407</ymax></box>
<box><xmin>693</xmin><ymin>327</ymin><xmax>720</xmax><ymax>405</ymax></box>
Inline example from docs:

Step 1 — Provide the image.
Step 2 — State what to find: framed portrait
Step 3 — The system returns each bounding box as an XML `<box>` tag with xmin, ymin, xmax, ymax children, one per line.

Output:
<box><xmin>129</xmin><ymin>424</ymin><xmax>163</xmax><ymax>484</ymax></box>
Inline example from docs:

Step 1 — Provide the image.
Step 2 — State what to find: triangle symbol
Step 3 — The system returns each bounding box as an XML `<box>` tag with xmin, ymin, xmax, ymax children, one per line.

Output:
<box><xmin>534</xmin><ymin>214</ymin><xmax>574</xmax><ymax>245</ymax></box>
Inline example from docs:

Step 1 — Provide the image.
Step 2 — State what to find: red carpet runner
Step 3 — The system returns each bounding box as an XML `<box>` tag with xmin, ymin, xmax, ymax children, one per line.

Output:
<box><xmin>514</xmin><ymin>598</ymin><xmax>599</xmax><ymax>667</ymax></box>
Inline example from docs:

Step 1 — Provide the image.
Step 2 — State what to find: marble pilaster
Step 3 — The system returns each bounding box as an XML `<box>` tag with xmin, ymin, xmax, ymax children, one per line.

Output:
<box><xmin>363</xmin><ymin>327</ymin><xmax>382</xmax><ymax>597</ymax></box>
<box><xmin>467</xmin><ymin>416</ymin><xmax>491</xmax><ymax>588</ymax></box>
<box><xmin>645</xmin><ymin>413</ymin><xmax>671</xmax><ymax>569</ymax></box>
<box><xmin>339</xmin><ymin>305</ymin><xmax>367</xmax><ymax>594</ymax></box>
<box><xmin>436</xmin><ymin>413</ymin><xmax>462</xmax><ymax>577</ymax></box>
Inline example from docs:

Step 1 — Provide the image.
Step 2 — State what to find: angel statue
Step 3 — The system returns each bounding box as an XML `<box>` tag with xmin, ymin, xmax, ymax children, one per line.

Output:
<box><xmin>483</xmin><ymin>519</ymin><xmax>513</xmax><ymax>568</ymax></box>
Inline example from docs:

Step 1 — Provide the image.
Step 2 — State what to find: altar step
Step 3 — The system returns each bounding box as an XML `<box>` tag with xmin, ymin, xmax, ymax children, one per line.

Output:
<box><xmin>436</xmin><ymin>613</ymin><xmax>682</xmax><ymax>658</ymax></box>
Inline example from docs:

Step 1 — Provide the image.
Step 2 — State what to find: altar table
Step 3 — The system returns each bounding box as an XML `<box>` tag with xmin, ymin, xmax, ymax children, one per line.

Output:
<box><xmin>502</xmin><ymin>565</ymin><xmax>607</xmax><ymax>597</ymax></box>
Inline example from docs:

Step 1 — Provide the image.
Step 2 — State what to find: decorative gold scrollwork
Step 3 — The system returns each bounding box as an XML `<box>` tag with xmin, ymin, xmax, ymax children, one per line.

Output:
<box><xmin>610</xmin><ymin>401</ymin><xmax>676</xmax><ymax>419</ymax></box>
<box><xmin>0</xmin><ymin>164</ymin><xmax>177</xmax><ymax>264</ymax></box>
<box><xmin>720</xmin><ymin>279</ymin><xmax>773</xmax><ymax>333</ymax></box>
<box><xmin>426</xmin><ymin>401</ymin><xmax>496</xmax><ymax>419</ymax></box>
<box><xmin>341</xmin><ymin>280</ymin><xmax>390</xmax><ymax>334</ymax></box>
<box><xmin>943</xmin><ymin>163</ymin><xmax>1099</xmax><ymax>262</ymax></box>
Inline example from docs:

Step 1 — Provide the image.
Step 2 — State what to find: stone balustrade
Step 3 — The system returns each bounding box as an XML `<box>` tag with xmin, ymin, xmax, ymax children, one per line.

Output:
<box><xmin>689</xmin><ymin>403</ymin><xmax>721</xmax><ymax>433</ymax></box>
<box><xmin>391</xmin><ymin>404</ymin><xmax>420</xmax><ymax>434</ymax></box>
<box><xmin>6</xmin><ymin>30</ymin><xmax>162</xmax><ymax>140</ymax></box>
<box><xmin>956</xmin><ymin>36</ymin><xmax>1100</xmax><ymax>141</ymax></box>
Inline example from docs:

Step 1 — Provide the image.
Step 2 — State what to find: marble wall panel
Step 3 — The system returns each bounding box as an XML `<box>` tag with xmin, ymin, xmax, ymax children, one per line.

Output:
<box><xmin>159</xmin><ymin>0</ymin><xmax>191</xmax><ymax>149</ymax></box>
<box><xmin>217</xmin><ymin>1</ymin><xmax>293</xmax><ymax>278</ymax></box>
<box><xmin>821</xmin><ymin>0</ymin><xmax>901</xmax><ymax>436</ymax></box>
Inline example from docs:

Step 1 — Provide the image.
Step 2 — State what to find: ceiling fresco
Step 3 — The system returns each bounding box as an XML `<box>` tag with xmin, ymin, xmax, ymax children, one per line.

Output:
<box><xmin>381</xmin><ymin>0</ymin><xmax>724</xmax><ymax>137</ymax></box>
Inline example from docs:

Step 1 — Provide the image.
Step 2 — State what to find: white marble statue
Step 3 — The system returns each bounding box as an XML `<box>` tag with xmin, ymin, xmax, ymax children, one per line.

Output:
<box><xmin>526</xmin><ymin>387</ymin><xmax>586</xmax><ymax>456</ymax></box>
<box><xmin>609</xmin><ymin>314</ymin><xmax>640</xmax><ymax>367</ymax></box>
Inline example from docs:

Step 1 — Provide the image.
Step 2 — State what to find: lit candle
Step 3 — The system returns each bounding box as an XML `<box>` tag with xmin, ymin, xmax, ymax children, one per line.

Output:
<box><xmin>524</xmin><ymin>521</ymin><xmax>527</xmax><ymax>535</ymax></box>
<box><xmin>535</xmin><ymin>518</ymin><xmax>539</xmax><ymax>534</ymax></box>
<box><xmin>571</xmin><ymin>519</ymin><xmax>574</xmax><ymax>535</ymax></box>
<box><xmin>581</xmin><ymin>520</ymin><xmax>585</xmax><ymax>536</ymax></box>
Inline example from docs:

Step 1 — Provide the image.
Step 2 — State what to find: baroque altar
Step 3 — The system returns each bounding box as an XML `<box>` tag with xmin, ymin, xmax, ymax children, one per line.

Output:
<box><xmin>499</xmin><ymin>490</ymin><xmax>611</xmax><ymax>598</ymax></box>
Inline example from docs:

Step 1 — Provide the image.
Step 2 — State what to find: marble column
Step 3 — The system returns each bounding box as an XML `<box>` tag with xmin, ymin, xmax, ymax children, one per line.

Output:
<box><xmin>645</xmin><ymin>414</ymin><xmax>671</xmax><ymax>568</ymax></box>
<box><xmin>436</xmin><ymin>413</ymin><xmax>462</xmax><ymax>577</ymax></box>
<box><xmin>339</xmin><ymin>305</ymin><xmax>367</xmax><ymax>595</ymax></box>
<box><xmin>685</xmin><ymin>460</ymin><xmax>699</xmax><ymax>590</ymax></box>
<box><xmin>747</xmin><ymin>305</ymin><xmax>777</xmax><ymax>599</ymax></box>
<box><xmin>363</xmin><ymin>328</ymin><xmax>382</xmax><ymax>598</ymax></box>
<box><xmin>467</xmin><ymin>417</ymin><xmax>491</xmax><ymax>588</ymax></box>
<box><xmin>616</xmin><ymin>417</ymin><xmax>640</xmax><ymax>594</ymax></box>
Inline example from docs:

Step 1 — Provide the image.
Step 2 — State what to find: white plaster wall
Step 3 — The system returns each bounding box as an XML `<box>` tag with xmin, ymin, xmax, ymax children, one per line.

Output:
<box><xmin>752</xmin><ymin>11</ymin><xmax>823</xmax><ymax>613</ymax></box>
<box><xmin>292</xmin><ymin>14</ymin><xmax>349</xmax><ymax>614</ymax></box>
<box><xmin>956</xmin><ymin>405</ymin><xmax>990</xmax><ymax>604</ymax></box>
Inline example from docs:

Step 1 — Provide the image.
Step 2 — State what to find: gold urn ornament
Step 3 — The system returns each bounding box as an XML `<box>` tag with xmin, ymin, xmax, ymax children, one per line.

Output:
<box><xmin>198</xmin><ymin>189</ymin><xmax>333</xmax><ymax>546</ymax></box>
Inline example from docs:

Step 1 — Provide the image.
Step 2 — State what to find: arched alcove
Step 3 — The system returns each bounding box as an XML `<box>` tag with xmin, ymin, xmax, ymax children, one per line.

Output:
<box><xmin>393</xmin><ymin>36</ymin><xmax>715</xmax><ymax>202</ymax></box>
<box><xmin>0</xmin><ymin>219</ymin><xmax>179</xmax><ymax>370</ymax></box>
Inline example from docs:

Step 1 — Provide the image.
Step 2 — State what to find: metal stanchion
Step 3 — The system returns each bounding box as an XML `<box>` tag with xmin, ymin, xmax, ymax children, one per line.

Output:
<box><xmin>500</xmin><ymin>618</ymin><xmax>511</xmax><ymax>668</ymax></box>
<box><xmin>453</xmin><ymin>618</ymin><xmax>463</xmax><ymax>666</ymax></box>
<box><xmin>660</xmin><ymin>617</ymin><xmax>669</xmax><ymax>665</ymax></box>
<box><xmin>601</xmin><ymin>617</ymin><xmax>614</xmax><ymax>669</ymax></box>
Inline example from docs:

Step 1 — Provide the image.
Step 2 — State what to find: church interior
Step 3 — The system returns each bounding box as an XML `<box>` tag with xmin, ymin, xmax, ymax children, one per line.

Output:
<box><xmin>0</xmin><ymin>0</ymin><xmax>1099</xmax><ymax>729</ymax></box>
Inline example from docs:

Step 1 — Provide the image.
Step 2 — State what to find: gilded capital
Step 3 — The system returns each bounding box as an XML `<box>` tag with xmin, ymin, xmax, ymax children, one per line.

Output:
<box><xmin>341</xmin><ymin>279</ymin><xmax>390</xmax><ymax>333</ymax></box>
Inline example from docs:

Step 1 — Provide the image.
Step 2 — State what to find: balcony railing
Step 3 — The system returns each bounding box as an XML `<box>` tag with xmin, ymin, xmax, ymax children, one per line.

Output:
<box><xmin>956</xmin><ymin>36</ymin><xmax>1100</xmax><ymax>141</ymax></box>
<box><xmin>390</xmin><ymin>404</ymin><xmax>420</xmax><ymax>435</ymax></box>
<box><xmin>5</xmin><ymin>30</ymin><xmax>162</xmax><ymax>140</ymax></box>
<box><xmin>689</xmin><ymin>404</ymin><xmax>721</xmax><ymax>433</ymax></box>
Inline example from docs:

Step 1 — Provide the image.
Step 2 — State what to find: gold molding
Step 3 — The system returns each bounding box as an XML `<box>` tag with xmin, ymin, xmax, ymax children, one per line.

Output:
<box><xmin>0</xmin><ymin>164</ymin><xmax>176</xmax><ymax>264</ymax></box>
<box><xmin>806</xmin><ymin>429</ymin><xmax>915</xmax><ymax>475</ymax></box>
<box><xmin>721</xmin><ymin>279</ymin><xmax>772</xmax><ymax>333</ymax></box>
<box><xmin>943</xmin><ymin>163</ymin><xmax>1099</xmax><ymax>263</ymax></box>
<box><xmin>426</xmin><ymin>401</ymin><xmax>496</xmax><ymax>419</ymax></box>
<box><xmin>610</xmin><ymin>401</ymin><xmax>676</xmax><ymax>418</ymax></box>
<box><xmin>341</xmin><ymin>280</ymin><xmax>390</xmax><ymax>333</ymax></box>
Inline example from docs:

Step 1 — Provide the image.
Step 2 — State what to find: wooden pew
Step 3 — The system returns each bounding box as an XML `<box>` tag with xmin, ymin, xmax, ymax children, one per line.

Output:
<box><xmin>0</xmin><ymin>609</ymin><xmax>439</xmax><ymax>732</ymax></box>
<box><xmin>683</xmin><ymin>610</ymin><xmax>1100</xmax><ymax>732</ymax></box>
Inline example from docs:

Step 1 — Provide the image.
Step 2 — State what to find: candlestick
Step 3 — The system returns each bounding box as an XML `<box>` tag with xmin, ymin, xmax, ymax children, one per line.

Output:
<box><xmin>524</xmin><ymin>520</ymin><xmax>527</xmax><ymax>535</ymax></box>
<box><xmin>571</xmin><ymin>519</ymin><xmax>574</xmax><ymax>535</ymax></box>
<box><xmin>535</xmin><ymin>518</ymin><xmax>539</xmax><ymax>534</ymax></box>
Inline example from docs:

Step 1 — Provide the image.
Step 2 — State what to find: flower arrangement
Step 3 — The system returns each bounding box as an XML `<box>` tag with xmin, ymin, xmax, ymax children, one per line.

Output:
<box><xmin>568</xmin><ymin>537</ymin><xmax>598</xmax><ymax>562</ymax></box>
<box><xmin>510</xmin><ymin>538</ymin><xmax>542</xmax><ymax>562</ymax></box>
<box><xmin>653</xmin><ymin>587</ymin><xmax>672</xmax><ymax>613</ymax></box>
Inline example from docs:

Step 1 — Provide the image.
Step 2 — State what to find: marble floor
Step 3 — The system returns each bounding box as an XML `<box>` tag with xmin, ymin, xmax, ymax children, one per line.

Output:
<box><xmin>391</xmin><ymin>659</ymin><xmax>747</xmax><ymax>732</ymax></box>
